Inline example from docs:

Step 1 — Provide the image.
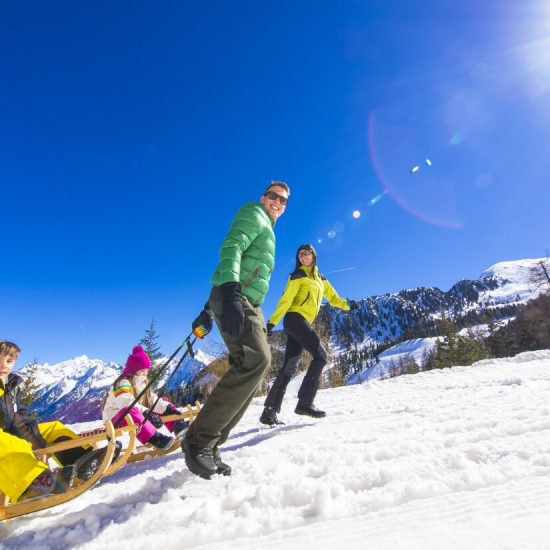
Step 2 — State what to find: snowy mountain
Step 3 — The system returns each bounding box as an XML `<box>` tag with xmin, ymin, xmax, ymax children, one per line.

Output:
<box><xmin>21</xmin><ymin>349</ymin><xmax>214</xmax><ymax>424</ymax></box>
<box><xmin>20</xmin><ymin>356</ymin><xmax>121</xmax><ymax>423</ymax></box>
<box><xmin>322</xmin><ymin>257</ymin><xmax>544</xmax><ymax>352</ymax></box>
<box><xmin>162</xmin><ymin>349</ymin><xmax>215</xmax><ymax>392</ymax></box>
<box><xmin>3</xmin><ymin>349</ymin><xmax>550</xmax><ymax>549</ymax></box>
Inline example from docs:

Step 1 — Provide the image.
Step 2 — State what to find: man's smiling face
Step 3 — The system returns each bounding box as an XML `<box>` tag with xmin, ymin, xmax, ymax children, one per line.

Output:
<box><xmin>260</xmin><ymin>185</ymin><xmax>289</xmax><ymax>222</ymax></box>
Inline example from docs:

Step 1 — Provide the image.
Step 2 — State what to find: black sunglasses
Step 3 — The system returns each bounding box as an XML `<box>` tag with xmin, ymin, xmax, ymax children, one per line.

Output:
<box><xmin>264</xmin><ymin>190</ymin><xmax>289</xmax><ymax>206</ymax></box>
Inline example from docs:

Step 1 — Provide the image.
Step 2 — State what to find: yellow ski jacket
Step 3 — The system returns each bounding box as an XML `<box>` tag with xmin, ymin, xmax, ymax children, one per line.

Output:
<box><xmin>268</xmin><ymin>265</ymin><xmax>350</xmax><ymax>326</ymax></box>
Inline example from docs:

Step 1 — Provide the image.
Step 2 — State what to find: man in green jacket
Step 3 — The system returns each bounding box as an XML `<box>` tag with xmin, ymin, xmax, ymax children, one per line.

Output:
<box><xmin>183</xmin><ymin>180</ymin><xmax>290</xmax><ymax>478</ymax></box>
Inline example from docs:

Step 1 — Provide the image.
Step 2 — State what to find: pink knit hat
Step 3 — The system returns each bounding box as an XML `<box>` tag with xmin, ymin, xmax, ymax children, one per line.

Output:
<box><xmin>123</xmin><ymin>345</ymin><xmax>151</xmax><ymax>376</ymax></box>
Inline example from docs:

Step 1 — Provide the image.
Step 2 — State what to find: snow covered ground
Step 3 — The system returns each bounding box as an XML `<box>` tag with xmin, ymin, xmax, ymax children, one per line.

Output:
<box><xmin>2</xmin><ymin>350</ymin><xmax>550</xmax><ymax>550</ymax></box>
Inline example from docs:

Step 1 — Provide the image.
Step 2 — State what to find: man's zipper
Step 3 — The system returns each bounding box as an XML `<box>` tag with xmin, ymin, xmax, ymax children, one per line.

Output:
<box><xmin>242</xmin><ymin>267</ymin><xmax>260</xmax><ymax>290</ymax></box>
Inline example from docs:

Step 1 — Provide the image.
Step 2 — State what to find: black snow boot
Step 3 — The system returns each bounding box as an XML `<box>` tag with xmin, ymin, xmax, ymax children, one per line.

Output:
<box><xmin>213</xmin><ymin>447</ymin><xmax>232</xmax><ymax>476</ymax></box>
<box><xmin>173</xmin><ymin>419</ymin><xmax>189</xmax><ymax>440</ymax></box>
<box><xmin>74</xmin><ymin>447</ymin><xmax>107</xmax><ymax>481</ymax></box>
<box><xmin>148</xmin><ymin>431</ymin><xmax>175</xmax><ymax>451</ymax></box>
<box><xmin>259</xmin><ymin>407</ymin><xmax>285</xmax><ymax>427</ymax></box>
<box><xmin>294</xmin><ymin>401</ymin><xmax>326</xmax><ymax>418</ymax></box>
<box><xmin>182</xmin><ymin>437</ymin><xmax>217</xmax><ymax>479</ymax></box>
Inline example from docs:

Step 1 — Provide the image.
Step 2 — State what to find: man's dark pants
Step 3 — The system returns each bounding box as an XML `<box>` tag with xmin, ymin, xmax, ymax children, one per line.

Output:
<box><xmin>185</xmin><ymin>285</ymin><xmax>271</xmax><ymax>448</ymax></box>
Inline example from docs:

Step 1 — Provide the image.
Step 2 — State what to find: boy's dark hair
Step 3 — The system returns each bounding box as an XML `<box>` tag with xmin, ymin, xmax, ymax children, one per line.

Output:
<box><xmin>264</xmin><ymin>180</ymin><xmax>290</xmax><ymax>196</ymax></box>
<box><xmin>0</xmin><ymin>341</ymin><xmax>21</xmax><ymax>358</ymax></box>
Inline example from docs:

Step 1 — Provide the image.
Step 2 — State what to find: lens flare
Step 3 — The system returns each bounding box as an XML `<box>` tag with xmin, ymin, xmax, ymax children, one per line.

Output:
<box><xmin>368</xmin><ymin>192</ymin><xmax>386</xmax><ymax>206</ymax></box>
<box><xmin>368</xmin><ymin>110</ymin><xmax>463</xmax><ymax>230</ymax></box>
<box><xmin>352</xmin><ymin>210</ymin><xmax>361</xmax><ymax>219</ymax></box>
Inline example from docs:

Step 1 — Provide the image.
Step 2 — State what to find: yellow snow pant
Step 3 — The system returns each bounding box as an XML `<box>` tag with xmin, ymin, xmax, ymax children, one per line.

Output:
<box><xmin>0</xmin><ymin>429</ymin><xmax>48</xmax><ymax>504</ymax></box>
<box><xmin>0</xmin><ymin>422</ymin><xmax>87</xmax><ymax>503</ymax></box>
<box><xmin>38</xmin><ymin>421</ymin><xmax>88</xmax><ymax>465</ymax></box>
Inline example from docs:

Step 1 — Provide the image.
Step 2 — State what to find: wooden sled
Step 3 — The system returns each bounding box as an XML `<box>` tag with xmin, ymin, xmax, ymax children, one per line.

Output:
<box><xmin>1</xmin><ymin>421</ymin><xmax>118</xmax><ymax>520</ymax></box>
<box><xmin>70</xmin><ymin>401</ymin><xmax>202</xmax><ymax>466</ymax></box>
<box><xmin>127</xmin><ymin>401</ymin><xmax>203</xmax><ymax>463</ymax></box>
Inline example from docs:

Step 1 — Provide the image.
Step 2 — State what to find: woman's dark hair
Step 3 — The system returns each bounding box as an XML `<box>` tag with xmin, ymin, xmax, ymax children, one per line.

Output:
<box><xmin>295</xmin><ymin>243</ymin><xmax>317</xmax><ymax>273</ymax></box>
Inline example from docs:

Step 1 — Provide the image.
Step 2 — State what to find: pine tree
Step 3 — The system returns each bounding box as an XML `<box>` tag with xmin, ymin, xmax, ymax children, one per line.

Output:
<box><xmin>139</xmin><ymin>318</ymin><xmax>163</xmax><ymax>361</ymax></box>
<box><xmin>399</xmin><ymin>354</ymin><xmax>420</xmax><ymax>375</ymax></box>
<box><xmin>457</xmin><ymin>331</ymin><xmax>492</xmax><ymax>365</ymax></box>
<box><xmin>327</xmin><ymin>366</ymin><xmax>345</xmax><ymax>388</ymax></box>
<box><xmin>486</xmin><ymin>293</ymin><xmax>550</xmax><ymax>357</ymax></box>
<box><xmin>433</xmin><ymin>310</ymin><xmax>458</xmax><ymax>368</ymax></box>
<box><xmin>20</xmin><ymin>358</ymin><xmax>40</xmax><ymax>417</ymax></box>
<box><xmin>428</xmin><ymin>312</ymin><xmax>492</xmax><ymax>369</ymax></box>
<box><xmin>139</xmin><ymin>318</ymin><xmax>163</xmax><ymax>386</ymax></box>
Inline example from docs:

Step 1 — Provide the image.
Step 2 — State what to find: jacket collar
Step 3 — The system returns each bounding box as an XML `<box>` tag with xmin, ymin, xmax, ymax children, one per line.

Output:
<box><xmin>4</xmin><ymin>372</ymin><xmax>23</xmax><ymax>392</ymax></box>
<box><xmin>299</xmin><ymin>265</ymin><xmax>318</xmax><ymax>278</ymax></box>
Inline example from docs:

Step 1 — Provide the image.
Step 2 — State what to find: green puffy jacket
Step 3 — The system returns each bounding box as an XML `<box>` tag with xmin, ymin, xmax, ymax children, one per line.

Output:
<box><xmin>211</xmin><ymin>202</ymin><xmax>276</xmax><ymax>306</ymax></box>
<box><xmin>268</xmin><ymin>265</ymin><xmax>350</xmax><ymax>326</ymax></box>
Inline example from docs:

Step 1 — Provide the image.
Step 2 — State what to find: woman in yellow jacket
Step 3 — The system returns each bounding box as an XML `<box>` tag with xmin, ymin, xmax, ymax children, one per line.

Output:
<box><xmin>260</xmin><ymin>244</ymin><xmax>350</xmax><ymax>426</ymax></box>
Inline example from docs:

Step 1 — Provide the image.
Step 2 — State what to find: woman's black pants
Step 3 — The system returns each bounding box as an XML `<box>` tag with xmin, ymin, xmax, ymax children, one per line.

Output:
<box><xmin>264</xmin><ymin>312</ymin><xmax>328</xmax><ymax>412</ymax></box>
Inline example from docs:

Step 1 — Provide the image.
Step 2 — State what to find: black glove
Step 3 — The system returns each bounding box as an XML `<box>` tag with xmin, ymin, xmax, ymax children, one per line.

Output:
<box><xmin>266</xmin><ymin>322</ymin><xmax>275</xmax><ymax>337</ymax></box>
<box><xmin>192</xmin><ymin>303</ymin><xmax>213</xmax><ymax>339</ymax></box>
<box><xmin>219</xmin><ymin>282</ymin><xmax>246</xmax><ymax>337</ymax></box>
<box><xmin>145</xmin><ymin>411</ymin><xmax>163</xmax><ymax>429</ymax></box>
<box><xmin>163</xmin><ymin>403</ymin><xmax>181</xmax><ymax>416</ymax></box>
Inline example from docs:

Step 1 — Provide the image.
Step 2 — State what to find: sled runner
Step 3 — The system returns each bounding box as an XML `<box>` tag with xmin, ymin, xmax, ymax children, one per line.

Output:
<box><xmin>0</xmin><ymin>420</ymin><xmax>118</xmax><ymax>520</ymax></box>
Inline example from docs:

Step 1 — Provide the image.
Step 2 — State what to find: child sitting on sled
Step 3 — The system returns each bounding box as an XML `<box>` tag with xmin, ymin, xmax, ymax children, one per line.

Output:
<box><xmin>102</xmin><ymin>345</ymin><xmax>188</xmax><ymax>451</ymax></box>
<box><xmin>0</xmin><ymin>340</ymin><xmax>120</xmax><ymax>503</ymax></box>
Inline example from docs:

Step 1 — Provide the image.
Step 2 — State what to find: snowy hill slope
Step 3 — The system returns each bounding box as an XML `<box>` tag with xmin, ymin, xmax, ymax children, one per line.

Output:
<box><xmin>20</xmin><ymin>356</ymin><xmax>121</xmax><ymax>423</ymax></box>
<box><xmin>347</xmin><ymin>336</ymin><xmax>440</xmax><ymax>383</ymax></box>
<box><xmin>3</xmin><ymin>350</ymin><xmax>549</xmax><ymax>550</ymax></box>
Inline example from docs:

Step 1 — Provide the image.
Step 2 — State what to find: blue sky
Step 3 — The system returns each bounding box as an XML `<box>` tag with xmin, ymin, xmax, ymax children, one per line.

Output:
<box><xmin>2</xmin><ymin>1</ymin><xmax>550</xmax><ymax>366</ymax></box>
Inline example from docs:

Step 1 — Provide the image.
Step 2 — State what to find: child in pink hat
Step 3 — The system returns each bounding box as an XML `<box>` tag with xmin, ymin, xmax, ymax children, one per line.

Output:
<box><xmin>102</xmin><ymin>346</ymin><xmax>188</xmax><ymax>450</ymax></box>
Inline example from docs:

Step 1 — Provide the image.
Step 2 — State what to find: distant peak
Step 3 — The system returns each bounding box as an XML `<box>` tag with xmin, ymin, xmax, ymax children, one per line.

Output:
<box><xmin>481</xmin><ymin>257</ymin><xmax>545</xmax><ymax>280</ymax></box>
